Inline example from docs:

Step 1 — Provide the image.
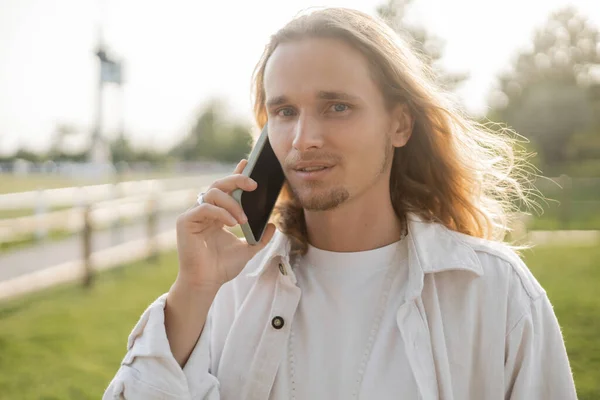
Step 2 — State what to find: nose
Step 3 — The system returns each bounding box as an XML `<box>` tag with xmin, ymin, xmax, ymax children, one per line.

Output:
<box><xmin>292</xmin><ymin>115</ymin><xmax>324</xmax><ymax>152</ymax></box>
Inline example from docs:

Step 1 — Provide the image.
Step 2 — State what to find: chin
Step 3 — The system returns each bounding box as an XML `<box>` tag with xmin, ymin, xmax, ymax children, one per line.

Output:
<box><xmin>294</xmin><ymin>186</ymin><xmax>350</xmax><ymax>212</ymax></box>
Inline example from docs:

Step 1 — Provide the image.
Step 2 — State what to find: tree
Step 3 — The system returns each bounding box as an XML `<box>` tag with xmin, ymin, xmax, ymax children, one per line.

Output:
<box><xmin>48</xmin><ymin>123</ymin><xmax>77</xmax><ymax>160</ymax></box>
<box><xmin>489</xmin><ymin>7</ymin><xmax>600</xmax><ymax>175</ymax></box>
<box><xmin>376</xmin><ymin>0</ymin><xmax>468</xmax><ymax>91</ymax></box>
<box><xmin>170</xmin><ymin>99</ymin><xmax>253</xmax><ymax>162</ymax></box>
<box><xmin>13</xmin><ymin>148</ymin><xmax>43</xmax><ymax>163</ymax></box>
<box><xmin>109</xmin><ymin>132</ymin><xmax>136</xmax><ymax>164</ymax></box>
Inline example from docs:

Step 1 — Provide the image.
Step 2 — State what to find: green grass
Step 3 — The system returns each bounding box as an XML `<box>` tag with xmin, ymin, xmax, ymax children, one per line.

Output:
<box><xmin>0</xmin><ymin>230</ymin><xmax>73</xmax><ymax>253</ymax></box>
<box><xmin>527</xmin><ymin>200</ymin><xmax>600</xmax><ymax>230</ymax></box>
<box><xmin>521</xmin><ymin>245</ymin><xmax>600</xmax><ymax>400</ymax></box>
<box><xmin>0</xmin><ymin>205</ymin><xmax>73</xmax><ymax>219</ymax></box>
<box><xmin>0</xmin><ymin>215</ymin><xmax>150</xmax><ymax>254</ymax></box>
<box><xmin>0</xmin><ymin>171</ymin><xmax>181</xmax><ymax>195</ymax></box>
<box><xmin>0</xmin><ymin>253</ymin><xmax>180</xmax><ymax>399</ymax></box>
<box><xmin>0</xmin><ymin>243</ymin><xmax>598</xmax><ymax>399</ymax></box>
<box><xmin>0</xmin><ymin>175</ymin><xmax>99</xmax><ymax>194</ymax></box>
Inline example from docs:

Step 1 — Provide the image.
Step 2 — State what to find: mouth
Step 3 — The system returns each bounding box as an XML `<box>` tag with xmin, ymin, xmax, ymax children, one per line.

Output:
<box><xmin>292</xmin><ymin>164</ymin><xmax>334</xmax><ymax>180</ymax></box>
<box><xmin>292</xmin><ymin>161</ymin><xmax>335</xmax><ymax>171</ymax></box>
<box><xmin>295</xmin><ymin>166</ymin><xmax>330</xmax><ymax>172</ymax></box>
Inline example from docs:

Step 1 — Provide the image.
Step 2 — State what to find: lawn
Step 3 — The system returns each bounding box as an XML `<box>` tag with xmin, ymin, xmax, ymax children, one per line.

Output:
<box><xmin>0</xmin><ymin>213</ymin><xmax>151</xmax><ymax>254</ymax></box>
<box><xmin>0</xmin><ymin>175</ymin><xmax>100</xmax><ymax>195</ymax></box>
<box><xmin>0</xmin><ymin>229</ymin><xmax>73</xmax><ymax>253</ymax></box>
<box><xmin>521</xmin><ymin>245</ymin><xmax>600</xmax><ymax>399</ymax></box>
<box><xmin>0</xmin><ymin>171</ymin><xmax>181</xmax><ymax>195</ymax></box>
<box><xmin>0</xmin><ymin>252</ymin><xmax>180</xmax><ymax>399</ymax></box>
<box><xmin>0</xmin><ymin>245</ymin><xmax>598</xmax><ymax>399</ymax></box>
<box><xmin>527</xmin><ymin>200</ymin><xmax>600</xmax><ymax>230</ymax></box>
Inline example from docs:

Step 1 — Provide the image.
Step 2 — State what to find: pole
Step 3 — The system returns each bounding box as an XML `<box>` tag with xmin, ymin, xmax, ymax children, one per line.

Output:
<box><xmin>35</xmin><ymin>189</ymin><xmax>47</xmax><ymax>242</ymax></box>
<box><xmin>82</xmin><ymin>204</ymin><xmax>94</xmax><ymax>287</ymax></box>
<box><xmin>91</xmin><ymin>44</ymin><xmax>104</xmax><ymax>164</ymax></box>
<box><xmin>147</xmin><ymin>194</ymin><xmax>159</xmax><ymax>263</ymax></box>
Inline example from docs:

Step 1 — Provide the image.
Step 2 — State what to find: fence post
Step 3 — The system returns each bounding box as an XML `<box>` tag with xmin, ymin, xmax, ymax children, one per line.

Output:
<box><xmin>111</xmin><ymin>182</ymin><xmax>123</xmax><ymax>245</ymax></box>
<box><xmin>35</xmin><ymin>189</ymin><xmax>47</xmax><ymax>242</ymax></box>
<box><xmin>82</xmin><ymin>204</ymin><xmax>94</xmax><ymax>287</ymax></box>
<box><xmin>147</xmin><ymin>195</ymin><xmax>159</xmax><ymax>263</ymax></box>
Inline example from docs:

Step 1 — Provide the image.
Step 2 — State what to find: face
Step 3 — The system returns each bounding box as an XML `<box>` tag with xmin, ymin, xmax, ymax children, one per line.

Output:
<box><xmin>263</xmin><ymin>37</ymin><xmax>411</xmax><ymax>211</ymax></box>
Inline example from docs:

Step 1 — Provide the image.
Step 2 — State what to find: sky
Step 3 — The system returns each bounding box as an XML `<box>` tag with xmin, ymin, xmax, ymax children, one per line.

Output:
<box><xmin>0</xmin><ymin>0</ymin><xmax>599</xmax><ymax>155</ymax></box>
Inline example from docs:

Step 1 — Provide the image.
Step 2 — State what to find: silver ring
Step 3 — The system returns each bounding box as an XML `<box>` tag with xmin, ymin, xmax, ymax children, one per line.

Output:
<box><xmin>197</xmin><ymin>192</ymin><xmax>206</xmax><ymax>205</ymax></box>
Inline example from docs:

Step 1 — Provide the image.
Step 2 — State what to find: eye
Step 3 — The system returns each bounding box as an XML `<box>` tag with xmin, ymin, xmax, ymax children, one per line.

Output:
<box><xmin>329</xmin><ymin>103</ymin><xmax>350</xmax><ymax>113</ymax></box>
<box><xmin>276</xmin><ymin>107</ymin><xmax>296</xmax><ymax>117</ymax></box>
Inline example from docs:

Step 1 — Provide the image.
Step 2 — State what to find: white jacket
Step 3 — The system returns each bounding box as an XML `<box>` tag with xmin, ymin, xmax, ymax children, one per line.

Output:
<box><xmin>103</xmin><ymin>213</ymin><xmax>577</xmax><ymax>399</ymax></box>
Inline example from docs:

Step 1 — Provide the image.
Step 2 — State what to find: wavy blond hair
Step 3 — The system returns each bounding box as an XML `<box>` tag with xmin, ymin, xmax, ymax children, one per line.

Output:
<box><xmin>251</xmin><ymin>7</ymin><xmax>538</xmax><ymax>254</ymax></box>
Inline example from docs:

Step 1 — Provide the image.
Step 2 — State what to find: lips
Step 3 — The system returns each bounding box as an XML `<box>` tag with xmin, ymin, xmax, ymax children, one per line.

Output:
<box><xmin>293</xmin><ymin>162</ymin><xmax>334</xmax><ymax>172</ymax></box>
<box><xmin>292</xmin><ymin>163</ymin><xmax>334</xmax><ymax>181</ymax></box>
<box><xmin>297</xmin><ymin>166</ymin><xmax>329</xmax><ymax>172</ymax></box>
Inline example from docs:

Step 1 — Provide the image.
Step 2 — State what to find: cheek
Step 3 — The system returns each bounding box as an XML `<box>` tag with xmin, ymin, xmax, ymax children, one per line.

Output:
<box><xmin>268</xmin><ymin>130</ymin><xmax>290</xmax><ymax>164</ymax></box>
<box><xmin>337</xmin><ymin>130</ymin><xmax>389</xmax><ymax>176</ymax></box>
<box><xmin>332</xmin><ymin>120</ymin><xmax>383</xmax><ymax>156</ymax></box>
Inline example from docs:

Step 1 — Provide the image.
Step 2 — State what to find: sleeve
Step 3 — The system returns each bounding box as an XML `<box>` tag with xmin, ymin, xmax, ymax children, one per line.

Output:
<box><xmin>102</xmin><ymin>294</ymin><xmax>221</xmax><ymax>400</ymax></box>
<box><xmin>504</xmin><ymin>293</ymin><xmax>577</xmax><ymax>399</ymax></box>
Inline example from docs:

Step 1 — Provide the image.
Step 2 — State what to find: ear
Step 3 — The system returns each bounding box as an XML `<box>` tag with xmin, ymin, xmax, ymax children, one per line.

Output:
<box><xmin>389</xmin><ymin>103</ymin><xmax>414</xmax><ymax>148</ymax></box>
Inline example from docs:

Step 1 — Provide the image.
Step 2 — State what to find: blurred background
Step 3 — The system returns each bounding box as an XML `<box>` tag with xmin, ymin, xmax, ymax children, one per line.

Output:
<box><xmin>0</xmin><ymin>0</ymin><xmax>598</xmax><ymax>398</ymax></box>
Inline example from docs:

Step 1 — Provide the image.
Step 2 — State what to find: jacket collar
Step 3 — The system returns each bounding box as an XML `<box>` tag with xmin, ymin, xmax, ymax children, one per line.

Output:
<box><xmin>246</xmin><ymin>212</ymin><xmax>483</xmax><ymax>285</ymax></box>
<box><xmin>405</xmin><ymin>212</ymin><xmax>483</xmax><ymax>275</ymax></box>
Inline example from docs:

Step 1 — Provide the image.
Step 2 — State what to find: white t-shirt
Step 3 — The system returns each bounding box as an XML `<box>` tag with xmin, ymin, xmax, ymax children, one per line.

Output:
<box><xmin>270</xmin><ymin>238</ymin><xmax>418</xmax><ymax>399</ymax></box>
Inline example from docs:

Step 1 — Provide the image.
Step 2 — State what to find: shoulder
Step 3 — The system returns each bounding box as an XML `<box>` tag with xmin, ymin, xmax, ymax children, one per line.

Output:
<box><xmin>448</xmin><ymin>230</ymin><xmax>545</xmax><ymax>301</ymax></box>
<box><xmin>435</xmin><ymin>230</ymin><xmax>548</xmax><ymax>332</ymax></box>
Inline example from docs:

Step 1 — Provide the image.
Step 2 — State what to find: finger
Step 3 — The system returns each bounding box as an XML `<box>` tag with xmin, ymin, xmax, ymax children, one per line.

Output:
<box><xmin>209</xmin><ymin>174</ymin><xmax>256</xmax><ymax>195</ymax></box>
<box><xmin>233</xmin><ymin>159</ymin><xmax>248</xmax><ymax>174</ymax></box>
<box><xmin>181</xmin><ymin>202</ymin><xmax>238</xmax><ymax>228</ymax></box>
<box><xmin>202</xmin><ymin>188</ymin><xmax>248</xmax><ymax>224</ymax></box>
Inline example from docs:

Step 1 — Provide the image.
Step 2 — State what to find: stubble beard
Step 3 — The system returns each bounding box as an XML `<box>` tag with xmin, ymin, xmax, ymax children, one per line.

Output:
<box><xmin>289</xmin><ymin>139</ymin><xmax>393</xmax><ymax>212</ymax></box>
<box><xmin>291</xmin><ymin>182</ymin><xmax>350</xmax><ymax>211</ymax></box>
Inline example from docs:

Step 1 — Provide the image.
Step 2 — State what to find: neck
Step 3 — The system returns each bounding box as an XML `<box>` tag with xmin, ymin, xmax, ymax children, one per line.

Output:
<box><xmin>303</xmin><ymin>184</ymin><xmax>403</xmax><ymax>253</ymax></box>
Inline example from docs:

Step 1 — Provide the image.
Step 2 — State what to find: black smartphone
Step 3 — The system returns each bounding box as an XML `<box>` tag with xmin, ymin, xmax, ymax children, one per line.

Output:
<box><xmin>232</xmin><ymin>123</ymin><xmax>285</xmax><ymax>244</ymax></box>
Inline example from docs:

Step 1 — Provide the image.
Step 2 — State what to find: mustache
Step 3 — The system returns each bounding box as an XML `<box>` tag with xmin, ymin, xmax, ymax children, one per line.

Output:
<box><xmin>283</xmin><ymin>151</ymin><xmax>342</xmax><ymax>169</ymax></box>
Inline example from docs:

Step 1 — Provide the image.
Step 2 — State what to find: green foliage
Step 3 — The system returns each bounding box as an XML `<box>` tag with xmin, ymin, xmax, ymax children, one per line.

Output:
<box><xmin>47</xmin><ymin>150</ymin><xmax>88</xmax><ymax>163</ymax></box>
<box><xmin>109</xmin><ymin>132</ymin><xmax>135</xmax><ymax>164</ymax></box>
<box><xmin>108</xmin><ymin>133</ymin><xmax>168</xmax><ymax>165</ymax></box>
<box><xmin>524</xmin><ymin>175</ymin><xmax>600</xmax><ymax>230</ymax></box>
<box><xmin>2</xmin><ymin>99</ymin><xmax>253</xmax><ymax>165</ymax></box>
<box><xmin>508</xmin><ymin>82</ymin><xmax>592</xmax><ymax>169</ymax></box>
<box><xmin>10</xmin><ymin>149</ymin><xmax>44</xmax><ymax>163</ymax></box>
<box><xmin>170</xmin><ymin>99</ymin><xmax>253</xmax><ymax>162</ymax></box>
<box><xmin>567</xmin><ymin>129</ymin><xmax>600</xmax><ymax>160</ymax></box>
<box><xmin>47</xmin><ymin>124</ymin><xmax>81</xmax><ymax>162</ymax></box>
<box><xmin>489</xmin><ymin>7</ymin><xmax>600</xmax><ymax>175</ymax></box>
<box><xmin>0</xmin><ymin>244</ymin><xmax>598</xmax><ymax>399</ymax></box>
<box><xmin>565</xmin><ymin>158</ymin><xmax>600</xmax><ymax>177</ymax></box>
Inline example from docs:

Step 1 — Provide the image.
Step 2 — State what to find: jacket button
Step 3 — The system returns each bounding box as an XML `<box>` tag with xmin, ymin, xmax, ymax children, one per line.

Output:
<box><xmin>278</xmin><ymin>263</ymin><xmax>287</xmax><ymax>276</ymax></box>
<box><xmin>272</xmin><ymin>316</ymin><xmax>285</xmax><ymax>329</ymax></box>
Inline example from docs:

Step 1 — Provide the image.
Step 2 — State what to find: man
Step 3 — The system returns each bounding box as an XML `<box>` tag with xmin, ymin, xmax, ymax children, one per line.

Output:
<box><xmin>104</xmin><ymin>7</ymin><xmax>577</xmax><ymax>399</ymax></box>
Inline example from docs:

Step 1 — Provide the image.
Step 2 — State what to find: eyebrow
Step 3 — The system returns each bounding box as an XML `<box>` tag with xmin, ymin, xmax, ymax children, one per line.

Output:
<box><xmin>317</xmin><ymin>90</ymin><xmax>361</xmax><ymax>102</ymax></box>
<box><xmin>266</xmin><ymin>90</ymin><xmax>361</xmax><ymax>108</ymax></box>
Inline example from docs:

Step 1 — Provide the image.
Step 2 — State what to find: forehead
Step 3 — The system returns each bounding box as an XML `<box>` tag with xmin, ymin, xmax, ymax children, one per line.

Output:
<box><xmin>263</xmin><ymin>37</ymin><xmax>379</xmax><ymax>100</ymax></box>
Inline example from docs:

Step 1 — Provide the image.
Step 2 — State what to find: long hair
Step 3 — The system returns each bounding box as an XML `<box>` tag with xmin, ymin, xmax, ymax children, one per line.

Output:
<box><xmin>250</xmin><ymin>7</ymin><xmax>538</xmax><ymax>255</ymax></box>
